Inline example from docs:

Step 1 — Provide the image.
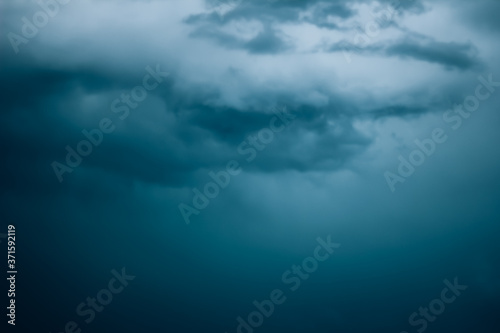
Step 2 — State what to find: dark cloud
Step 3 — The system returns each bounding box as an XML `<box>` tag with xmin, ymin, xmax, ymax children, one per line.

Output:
<box><xmin>0</xmin><ymin>50</ymin><xmax>372</xmax><ymax>194</ymax></box>
<box><xmin>327</xmin><ymin>36</ymin><xmax>480</xmax><ymax>70</ymax></box>
<box><xmin>189</xmin><ymin>23</ymin><xmax>293</xmax><ymax>54</ymax></box>
<box><xmin>385</xmin><ymin>38</ymin><xmax>480</xmax><ymax>70</ymax></box>
<box><xmin>364</xmin><ymin>105</ymin><xmax>428</xmax><ymax>118</ymax></box>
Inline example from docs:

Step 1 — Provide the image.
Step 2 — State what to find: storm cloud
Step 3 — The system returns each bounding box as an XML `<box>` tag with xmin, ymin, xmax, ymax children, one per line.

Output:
<box><xmin>1</xmin><ymin>0</ymin><xmax>500</xmax><ymax>332</ymax></box>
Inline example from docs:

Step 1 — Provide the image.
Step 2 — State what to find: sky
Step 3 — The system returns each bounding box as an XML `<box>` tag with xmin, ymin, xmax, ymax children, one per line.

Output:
<box><xmin>1</xmin><ymin>0</ymin><xmax>500</xmax><ymax>332</ymax></box>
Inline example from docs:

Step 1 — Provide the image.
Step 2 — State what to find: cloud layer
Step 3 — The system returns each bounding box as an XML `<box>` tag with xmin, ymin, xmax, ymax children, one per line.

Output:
<box><xmin>2</xmin><ymin>0</ymin><xmax>500</xmax><ymax>332</ymax></box>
